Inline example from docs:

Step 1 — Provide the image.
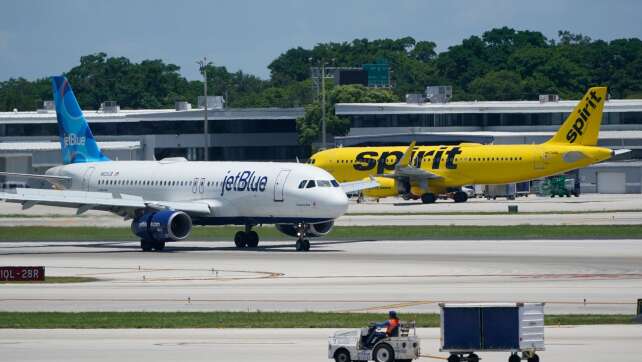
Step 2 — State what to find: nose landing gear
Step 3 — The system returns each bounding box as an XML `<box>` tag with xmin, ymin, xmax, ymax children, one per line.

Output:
<box><xmin>295</xmin><ymin>223</ymin><xmax>310</xmax><ymax>252</ymax></box>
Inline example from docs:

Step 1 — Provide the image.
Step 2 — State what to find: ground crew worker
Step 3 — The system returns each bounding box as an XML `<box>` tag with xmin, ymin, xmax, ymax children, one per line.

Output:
<box><xmin>366</xmin><ymin>310</ymin><xmax>400</xmax><ymax>347</ymax></box>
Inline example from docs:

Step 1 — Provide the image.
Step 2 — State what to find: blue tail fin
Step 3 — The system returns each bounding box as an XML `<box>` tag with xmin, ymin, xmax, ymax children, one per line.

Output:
<box><xmin>51</xmin><ymin>76</ymin><xmax>110</xmax><ymax>164</ymax></box>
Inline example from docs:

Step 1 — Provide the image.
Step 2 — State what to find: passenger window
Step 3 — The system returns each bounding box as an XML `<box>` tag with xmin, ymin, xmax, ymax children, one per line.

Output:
<box><xmin>306</xmin><ymin>180</ymin><xmax>316</xmax><ymax>188</ymax></box>
<box><xmin>331</xmin><ymin>180</ymin><xmax>339</xmax><ymax>187</ymax></box>
<box><xmin>298</xmin><ymin>180</ymin><xmax>307</xmax><ymax>189</ymax></box>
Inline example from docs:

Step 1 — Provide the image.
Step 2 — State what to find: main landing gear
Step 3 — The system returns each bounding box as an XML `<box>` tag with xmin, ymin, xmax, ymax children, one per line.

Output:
<box><xmin>140</xmin><ymin>240</ymin><xmax>165</xmax><ymax>252</ymax></box>
<box><xmin>421</xmin><ymin>193</ymin><xmax>436</xmax><ymax>204</ymax></box>
<box><xmin>294</xmin><ymin>223</ymin><xmax>310</xmax><ymax>252</ymax></box>
<box><xmin>453</xmin><ymin>190</ymin><xmax>468</xmax><ymax>203</ymax></box>
<box><xmin>420</xmin><ymin>191</ymin><xmax>468</xmax><ymax>204</ymax></box>
<box><xmin>234</xmin><ymin>225</ymin><xmax>259</xmax><ymax>248</ymax></box>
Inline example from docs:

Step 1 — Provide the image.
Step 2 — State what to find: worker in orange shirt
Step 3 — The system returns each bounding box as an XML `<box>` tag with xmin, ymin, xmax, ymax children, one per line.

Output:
<box><xmin>366</xmin><ymin>310</ymin><xmax>400</xmax><ymax>347</ymax></box>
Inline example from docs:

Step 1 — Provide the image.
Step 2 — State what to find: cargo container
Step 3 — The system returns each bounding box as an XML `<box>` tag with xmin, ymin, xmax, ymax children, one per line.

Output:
<box><xmin>439</xmin><ymin>303</ymin><xmax>544</xmax><ymax>362</ymax></box>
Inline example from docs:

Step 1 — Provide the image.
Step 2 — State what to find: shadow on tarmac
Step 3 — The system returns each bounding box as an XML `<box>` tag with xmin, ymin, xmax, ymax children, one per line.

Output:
<box><xmin>0</xmin><ymin>238</ymin><xmax>379</xmax><ymax>256</ymax></box>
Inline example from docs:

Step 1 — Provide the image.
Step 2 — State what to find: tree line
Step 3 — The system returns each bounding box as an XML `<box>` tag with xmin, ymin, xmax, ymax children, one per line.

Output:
<box><xmin>1</xmin><ymin>27</ymin><xmax>641</xmax><ymax>144</ymax></box>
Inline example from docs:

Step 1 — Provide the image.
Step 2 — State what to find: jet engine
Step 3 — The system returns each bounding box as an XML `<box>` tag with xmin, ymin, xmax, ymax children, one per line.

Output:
<box><xmin>275</xmin><ymin>220</ymin><xmax>335</xmax><ymax>238</ymax></box>
<box><xmin>131</xmin><ymin>210</ymin><xmax>192</xmax><ymax>242</ymax></box>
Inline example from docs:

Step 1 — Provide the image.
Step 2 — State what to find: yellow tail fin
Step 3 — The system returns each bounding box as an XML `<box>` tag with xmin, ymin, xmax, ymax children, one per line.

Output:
<box><xmin>546</xmin><ymin>87</ymin><xmax>607</xmax><ymax>146</ymax></box>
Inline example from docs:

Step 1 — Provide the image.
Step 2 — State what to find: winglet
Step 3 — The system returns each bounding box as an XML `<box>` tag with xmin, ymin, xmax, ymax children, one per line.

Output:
<box><xmin>397</xmin><ymin>141</ymin><xmax>417</xmax><ymax>168</ymax></box>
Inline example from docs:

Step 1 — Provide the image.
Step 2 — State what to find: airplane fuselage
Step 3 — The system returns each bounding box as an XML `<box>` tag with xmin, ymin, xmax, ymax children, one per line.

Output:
<box><xmin>312</xmin><ymin>143</ymin><xmax>613</xmax><ymax>195</ymax></box>
<box><xmin>46</xmin><ymin>159</ymin><xmax>349</xmax><ymax>224</ymax></box>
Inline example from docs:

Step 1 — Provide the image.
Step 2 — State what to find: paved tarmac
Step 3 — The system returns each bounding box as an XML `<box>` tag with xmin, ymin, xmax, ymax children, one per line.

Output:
<box><xmin>1</xmin><ymin>239</ymin><xmax>640</xmax><ymax>314</ymax></box>
<box><xmin>1</xmin><ymin>194</ymin><xmax>641</xmax><ymax>227</ymax></box>
<box><xmin>1</xmin><ymin>326</ymin><xmax>640</xmax><ymax>362</ymax></box>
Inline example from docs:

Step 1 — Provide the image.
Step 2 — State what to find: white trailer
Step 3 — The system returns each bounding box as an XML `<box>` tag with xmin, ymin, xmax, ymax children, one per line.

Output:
<box><xmin>440</xmin><ymin>303</ymin><xmax>545</xmax><ymax>362</ymax></box>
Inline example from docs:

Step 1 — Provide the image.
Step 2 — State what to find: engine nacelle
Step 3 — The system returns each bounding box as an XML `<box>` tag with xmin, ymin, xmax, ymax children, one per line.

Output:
<box><xmin>275</xmin><ymin>220</ymin><xmax>335</xmax><ymax>238</ymax></box>
<box><xmin>131</xmin><ymin>210</ymin><xmax>192</xmax><ymax>242</ymax></box>
<box><xmin>308</xmin><ymin>220</ymin><xmax>334</xmax><ymax>236</ymax></box>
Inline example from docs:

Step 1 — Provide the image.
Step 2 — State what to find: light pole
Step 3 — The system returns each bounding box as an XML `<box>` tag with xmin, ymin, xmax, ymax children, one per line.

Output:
<box><xmin>197</xmin><ymin>57</ymin><xmax>212</xmax><ymax>161</ymax></box>
<box><xmin>321</xmin><ymin>61</ymin><xmax>326</xmax><ymax>150</ymax></box>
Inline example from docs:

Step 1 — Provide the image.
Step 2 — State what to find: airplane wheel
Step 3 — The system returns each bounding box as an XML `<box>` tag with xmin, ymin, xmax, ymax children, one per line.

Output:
<box><xmin>152</xmin><ymin>242</ymin><xmax>165</xmax><ymax>251</ymax></box>
<box><xmin>508</xmin><ymin>353</ymin><xmax>521</xmax><ymax>362</ymax></box>
<box><xmin>246</xmin><ymin>231</ymin><xmax>259</xmax><ymax>248</ymax></box>
<box><xmin>527</xmin><ymin>353</ymin><xmax>539</xmax><ymax>362</ymax></box>
<box><xmin>234</xmin><ymin>231</ymin><xmax>246</xmax><ymax>248</ymax></box>
<box><xmin>296</xmin><ymin>239</ymin><xmax>310</xmax><ymax>252</ymax></box>
<box><xmin>141</xmin><ymin>240</ymin><xmax>153</xmax><ymax>252</ymax></box>
<box><xmin>421</xmin><ymin>193</ymin><xmax>436</xmax><ymax>204</ymax></box>
<box><xmin>453</xmin><ymin>191</ymin><xmax>468</xmax><ymax>203</ymax></box>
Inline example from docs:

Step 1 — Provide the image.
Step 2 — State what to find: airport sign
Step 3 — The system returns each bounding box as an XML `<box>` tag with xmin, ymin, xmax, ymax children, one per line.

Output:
<box><xmin>0</xmin><ymin>266</ymin><xmax>45</xmax><ymax>281</ymax></box>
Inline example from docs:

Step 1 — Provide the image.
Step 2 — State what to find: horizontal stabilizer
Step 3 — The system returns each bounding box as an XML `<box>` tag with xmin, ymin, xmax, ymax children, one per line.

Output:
<box><xmin>612</xmin><ymin>149</ymin><xmax>632</xmax><ymax>156</ymax></box>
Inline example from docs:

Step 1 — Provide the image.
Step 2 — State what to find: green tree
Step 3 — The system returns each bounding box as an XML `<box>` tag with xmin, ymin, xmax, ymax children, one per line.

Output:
<box><xmin>297</xmin><ymin>84</ymin><xmax>398</xmax><ymax>145</ymax></box>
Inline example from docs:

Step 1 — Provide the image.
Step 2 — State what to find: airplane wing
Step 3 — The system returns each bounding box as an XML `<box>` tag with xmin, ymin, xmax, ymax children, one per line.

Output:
<box><xmin>382</xmin><ymin>167</ymin><xmax>443</xmax><ymax>180</ymax></box>
<box><xmin>340</xmin><ymin>177</ymin><xmax>380</xmax><ymax>194</ymax></box>
<box><xmin>0</xmin><ymin>188</ymin><xmax>214</xmax><ymax>218</ymax></box>
<box><xmin>0</xmin><ymin>172</ymin><xmax>71</xmax><ymax>189</ymax></box>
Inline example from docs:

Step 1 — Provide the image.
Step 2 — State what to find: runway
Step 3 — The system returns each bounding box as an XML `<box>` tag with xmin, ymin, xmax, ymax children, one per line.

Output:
<box><xmin>1</xmin><ymin>238</ymin><xmax>640</xmax><ymax>314</ymax></box>
<box><xmin>1</xmin><ymin>326</ymin><xmax>640</xmax><ymax>362</ymax></box>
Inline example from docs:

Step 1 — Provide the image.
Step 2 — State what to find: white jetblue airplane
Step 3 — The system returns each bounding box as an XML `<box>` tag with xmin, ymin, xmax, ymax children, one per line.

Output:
<box><xmin>0</xmin><ymin>76</ymin><xmax>371</xmax><ymax>252</ymax></box>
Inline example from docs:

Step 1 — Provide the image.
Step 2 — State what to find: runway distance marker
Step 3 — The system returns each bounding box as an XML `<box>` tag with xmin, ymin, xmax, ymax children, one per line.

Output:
<box><xmin>0</xmin><ymin>266</ymin><xmax>44</xmax><ymax>281</ymax></box>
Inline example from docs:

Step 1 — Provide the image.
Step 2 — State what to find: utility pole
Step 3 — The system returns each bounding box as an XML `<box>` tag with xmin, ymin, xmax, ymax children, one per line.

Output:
<box><xmin>321</xmin><ymin>62</ymin><xmax>326</xmax><ymax>150</ymax></box>
<box><xmin>197</xmin><ymin>57</ymin><xmax>212</xmax><ymax>161</ymax></box>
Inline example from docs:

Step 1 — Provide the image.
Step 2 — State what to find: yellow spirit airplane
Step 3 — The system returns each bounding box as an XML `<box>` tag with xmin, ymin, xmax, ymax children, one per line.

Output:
<box><xmin>311</xmin><ymin>87</ymin><xmax>629</xmax><ymax>203</ymax></box>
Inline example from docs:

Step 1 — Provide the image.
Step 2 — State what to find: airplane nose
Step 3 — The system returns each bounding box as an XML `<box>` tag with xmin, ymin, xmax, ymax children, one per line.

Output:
<box><xmin>324</xmin><ymin>190</ymin><xmax>349</xmax><ymax>217</ymax></box>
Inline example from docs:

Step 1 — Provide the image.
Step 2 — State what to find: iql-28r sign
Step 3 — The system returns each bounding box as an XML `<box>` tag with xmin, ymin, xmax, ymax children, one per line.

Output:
<box><xmin>0</xmin><ymin>266</ymin><xmax>45</xmax><ymax>281</ymax></box>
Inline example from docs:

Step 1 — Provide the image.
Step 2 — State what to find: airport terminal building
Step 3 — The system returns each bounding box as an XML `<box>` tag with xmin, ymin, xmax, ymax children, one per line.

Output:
<box><xmin>0</xmin><ymin>105</ymin><xmax>306</xmax><ymax>176</ymax></box>
<box><xmin>2</xmin><ymin>96</ymin><xmax>642</xmax><ymax>193</ymax></box>
<box><xmin>335</xmin><ymin>98</ymin><xmax>642</xmax><ymax>193</ymax></box>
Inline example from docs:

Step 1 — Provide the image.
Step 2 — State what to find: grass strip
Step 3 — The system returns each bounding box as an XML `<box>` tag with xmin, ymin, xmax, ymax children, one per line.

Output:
<box><xmin>0</xmin><ymin>312</ymin><xmax>635</xmax><ymax>329</ymax></box>
<box><xmin>0</xmin><ymin>276</ymin><xmax>98</xmax><ymax>284</ymax></box>
<box><xmin>0</xmin><ymin>225</ymin><xmax>640</xmax><ymax>242</ymax></box>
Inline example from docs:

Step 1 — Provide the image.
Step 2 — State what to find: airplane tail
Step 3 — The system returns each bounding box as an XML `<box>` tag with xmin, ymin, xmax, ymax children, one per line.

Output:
<box><xmin>51</xmin><ymin>76</ymin><xmax>110</xmax><ymax>164</ymax></box>
<box><xmin>545</xmin><ymin>87</ymin><xmax>607</xmax><ymax>146</ymax></box>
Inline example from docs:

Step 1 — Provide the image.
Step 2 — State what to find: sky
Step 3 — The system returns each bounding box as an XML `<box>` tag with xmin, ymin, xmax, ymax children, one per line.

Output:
<box><xmin>1</xmin><ymin>0</ymin><xmax>641</xmax><ymax>81</ymax></box>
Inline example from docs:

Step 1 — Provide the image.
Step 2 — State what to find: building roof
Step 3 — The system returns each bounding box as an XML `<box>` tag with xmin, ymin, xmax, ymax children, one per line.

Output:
<box><xmin>0</xmin><ymin>107</ymin><xmax>304</xmax><ymax>124</ymax></box>
<box><xmin>336</xmin><ymin>99</ymin><xmax>642</xmax><ymax>115</ymax></box>
<box><xmin>0</xmin><ymin>141</ymin><xmax>141</xmax><ymax>151</ymax></box>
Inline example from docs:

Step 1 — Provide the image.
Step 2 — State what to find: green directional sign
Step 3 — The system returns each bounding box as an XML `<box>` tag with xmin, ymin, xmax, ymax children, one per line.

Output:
<box><xmin>363</xmin><ymin>63</ymin><xmax>390</xmax><ymax>87</ymax></box>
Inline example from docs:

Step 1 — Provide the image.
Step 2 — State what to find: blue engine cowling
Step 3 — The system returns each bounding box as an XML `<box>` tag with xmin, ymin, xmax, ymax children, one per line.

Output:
<box><xmin>131</xmin><ymin>210</ymin><xmax>192</xmax><ymax>242</ymax></box>
<box><xmin>275</xmin><ymin>221</ymin><xmax>334</xmax><ymax>238</ymax></box>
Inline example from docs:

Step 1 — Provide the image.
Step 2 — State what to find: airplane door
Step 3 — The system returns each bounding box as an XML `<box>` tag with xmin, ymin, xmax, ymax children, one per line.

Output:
<box><xmin>273</xmin><ymin>169</ymin><xmax>291</xmax><ymax>202</ymax></box>
<box><xmin>81</xmin><ymin>167</ymin><xmax>95</xmax><ymax>191</ymax></box>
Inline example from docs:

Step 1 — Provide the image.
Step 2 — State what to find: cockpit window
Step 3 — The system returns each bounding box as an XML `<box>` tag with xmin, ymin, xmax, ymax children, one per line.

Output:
<box><xmin>331</xmin><ymin>180</ymin><xmax>339</xmax><ymax>187</ymax></box>
<box><xmin>317</xmin><ymin>180</ymin><xmax>331</xmax><ymax>187</ymax></box>
<box><xmin>298</xmin><ymin>180</ymin><xmax>307</xmax><ymax>189</ymax></box>
<box><xmin>306</xmin><ymin>180</ymin><xmax>316</xmax><ymax>188</ymax></box>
